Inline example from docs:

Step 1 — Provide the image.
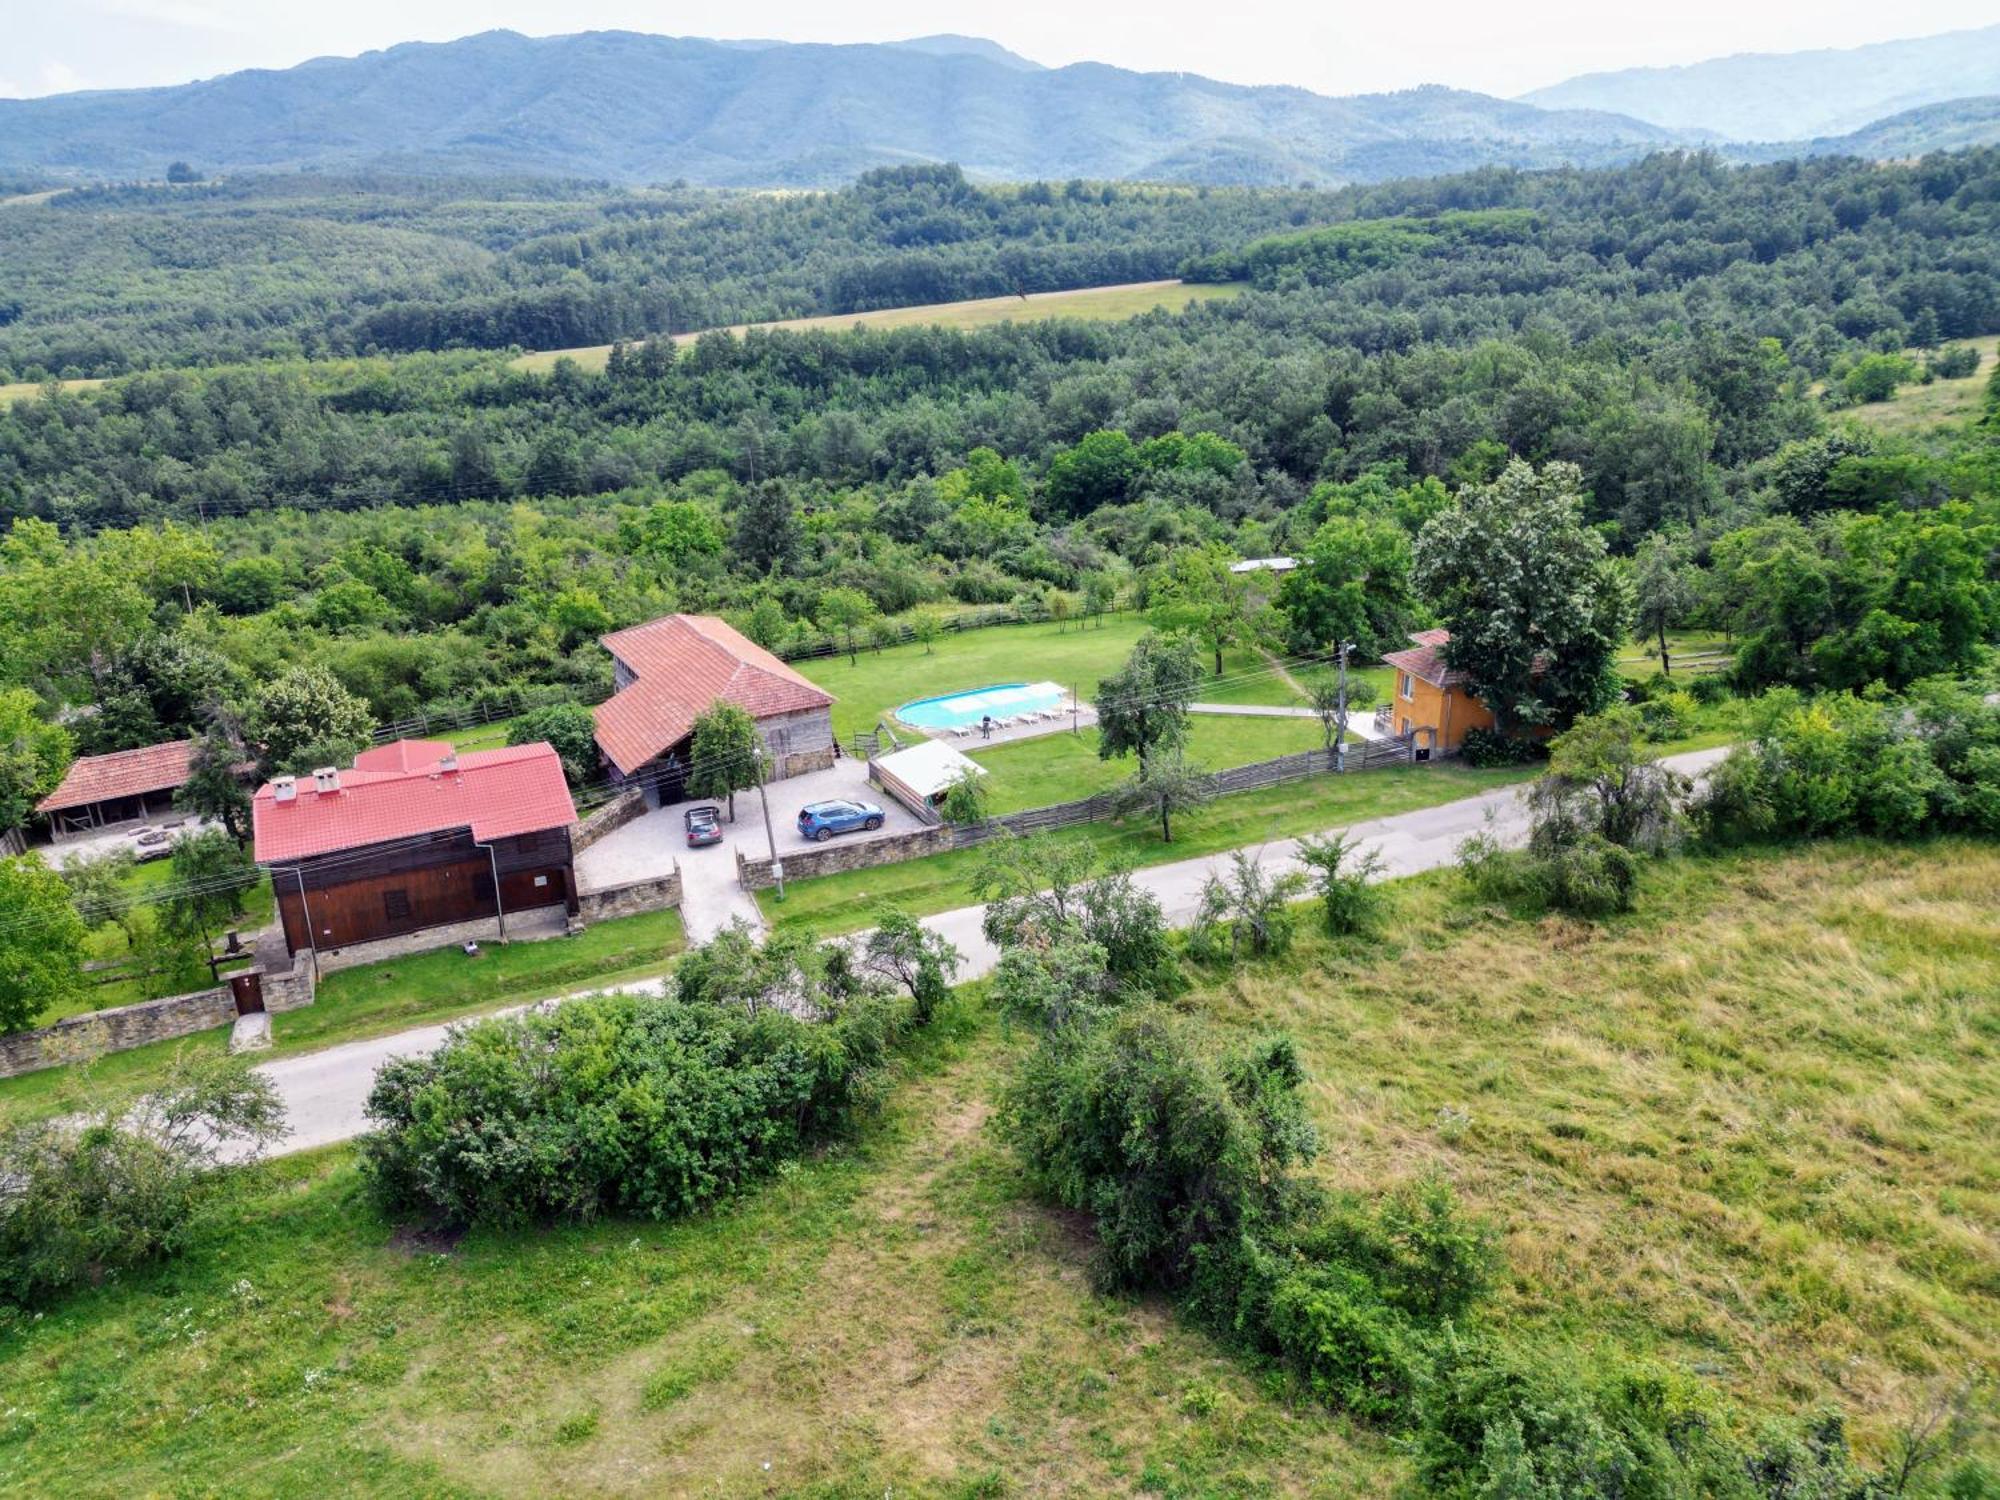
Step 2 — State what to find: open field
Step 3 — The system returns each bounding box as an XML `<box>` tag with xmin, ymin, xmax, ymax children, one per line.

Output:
<box><xmin>0</xmin><ymin>908</ymin><xmax>684</xmax><ymax>1130</ymax></box>
<box><xmin>1844</xmin><ymin>333</ymin><xmax>1999</xmax><ymax>437</ymax></box>
<box><xmin>3</xmin><ymin>841</ymin><xmax>1990</xmax><ymax>1495</ymax></box>
<box><xmin>0</xmin><ymin>376</ymin><xmax>108</xmax><ymax>405</ymax></box>
<box><xmin>510</xmin><ymin>280</ymin><xmax>1245</xmax><ymax>374</ymax></box>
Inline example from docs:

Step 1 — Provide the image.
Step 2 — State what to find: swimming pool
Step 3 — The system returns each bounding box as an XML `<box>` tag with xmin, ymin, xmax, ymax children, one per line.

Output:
<box><xmin>896</xmin><ymin>681</ymin><xmax>1067</xmax><ymax>731</ymax></box>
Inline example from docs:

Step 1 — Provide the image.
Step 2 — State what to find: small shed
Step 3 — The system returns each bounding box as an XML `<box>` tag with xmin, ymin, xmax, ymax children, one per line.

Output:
<box><xmin>873</xmin><ymin>739</ymin><xmax>986</xmax><ymax>815</ymax></box>
<box><xmin>1228</xmin><ymin>556</ymin><xmax>1298</xmax><ymax>575</ymax></box>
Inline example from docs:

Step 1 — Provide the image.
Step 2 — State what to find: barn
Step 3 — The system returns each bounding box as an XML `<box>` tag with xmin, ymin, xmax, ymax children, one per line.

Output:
<box><xmin>593</xmin><ymin>613</ymin><xmax>837</xmax><ymax>806</ymax></box>
<box><xmin>253</xmin><ymin>739</ymin><xmax>579</xmax><ymax>960</ymax></box>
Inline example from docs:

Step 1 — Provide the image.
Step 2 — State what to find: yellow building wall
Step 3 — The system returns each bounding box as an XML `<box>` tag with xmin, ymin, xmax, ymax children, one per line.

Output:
<box><xmin>1390</xmin><ymin>674</ymin><xmax>1497</xmax><ymax>753</ymax></box>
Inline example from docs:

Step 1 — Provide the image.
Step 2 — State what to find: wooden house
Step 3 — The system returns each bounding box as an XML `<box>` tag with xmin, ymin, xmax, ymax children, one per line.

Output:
<box><xmin>252</xmin><ymin>739</ymin><xmax>578</xmax><ymax>959</ymax></box>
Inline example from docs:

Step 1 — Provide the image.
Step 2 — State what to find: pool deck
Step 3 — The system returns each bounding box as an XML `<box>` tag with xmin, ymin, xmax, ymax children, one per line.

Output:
<box><xmin>930</xmin><ymin>701</ymin><xmax>1097</xmax><ymax>749</ymax></box>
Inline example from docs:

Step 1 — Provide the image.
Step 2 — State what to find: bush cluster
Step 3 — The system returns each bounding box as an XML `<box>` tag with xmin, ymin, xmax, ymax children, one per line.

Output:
<box><xmin>0</xmin><ymin>1052</ymin><xmax>284</xmax><ymax>1305</ymax></box>
<box><xmin>1459</xmin><ymin>725</ymin><xmax>1548</xmax><ymax>767</ymax></box>
<box><xmin>1693</xmin><ymin>681</ymin><xmax>2000</xmax><ymax>846</ymax></box>
<box><xmin>361</xmin><ymin>988</ymin><xmax>897</xmax><ymax>1227</ymax></box>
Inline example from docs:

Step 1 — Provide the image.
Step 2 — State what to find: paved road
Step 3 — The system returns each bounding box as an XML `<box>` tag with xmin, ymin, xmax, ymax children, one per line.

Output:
<box><xmin>245</xmin><ymin>747</ymin><xmax>1729</xmax><ymax>1157</ymax></box>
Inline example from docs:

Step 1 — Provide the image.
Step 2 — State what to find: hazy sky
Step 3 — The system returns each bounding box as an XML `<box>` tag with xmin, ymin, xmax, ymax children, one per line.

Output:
<box><xmin>4</xmin><ymin>0</ymin><xmax>1996</xmax><ymax>101</ymax></box>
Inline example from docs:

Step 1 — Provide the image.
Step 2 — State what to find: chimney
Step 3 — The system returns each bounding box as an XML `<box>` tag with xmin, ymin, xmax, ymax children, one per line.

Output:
<box><xmin>272</xmin><ymin>776</ymin><xmax>297</xmax><ymax>805</ymax></box>
<box><xmin>312</xmin><ymin>766</ymin><xmax>341</xmax><ymax>795</ymax></box>
<box><xmin>438</xmin><ymin>750</ymin><xmax>458</xmax><ymax>775</ymax></box>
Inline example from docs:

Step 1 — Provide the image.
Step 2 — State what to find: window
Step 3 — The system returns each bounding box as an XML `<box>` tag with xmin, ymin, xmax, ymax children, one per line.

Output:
<box><xmin>1400</xmin><ymin>672</ymin><xmax>1414</xmax><ymax>701</ymax></box>
<box><xmin>382</xmin><ymin>888</ymin><xmax>412</xmax><ymax>921</ymax></box>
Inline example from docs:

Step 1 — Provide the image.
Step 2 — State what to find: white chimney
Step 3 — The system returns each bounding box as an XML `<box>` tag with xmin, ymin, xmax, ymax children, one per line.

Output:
<box><xmin>272</xmin><ymin>776</ymin><xmax>297</xmax><ymax>805</ymax></box>
<box><xmin>312</xmin><ymin>766</ymin><xmax>341</xmax><ymax>795</ymax></box>
<box><xmin>438</xmin><ymin>751</ymin><xmax>459</xmax><ymax>774</ymax></box>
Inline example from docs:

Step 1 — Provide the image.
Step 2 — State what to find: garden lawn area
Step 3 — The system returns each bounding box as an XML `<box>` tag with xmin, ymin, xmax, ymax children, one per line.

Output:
<box><xmin>969</xmin><ymin>714</ymin><xmax>1325</xmax><ymax>814</ymax></box>
<box><xmin>1617</xmin><ymin>629</ymin><xmax>1732</xmax><ymax>680</ymax></box>
<box><xmin>441</xmin><ymin>713</ymin><xmax>530</xmax><ymax>755</ymax></box>
<box><xmin>62</xmin><ymin>863</ymin><xmax>276</xmax><ymax>1022</ymax></box>
<box><xmin>804</xmin><ymin>614</ymin><xmax>1156</xmax><ymax>741</ymax></box>
<box><xmin>0</xmin><ymin>908</ymin><xmax>685</xmax><ymax>1131</ymax></box>
<box><xmin>2</xmin><ymin>841</ymin><xmax>1991</xmax><ymax>1495</ymax></box>
<box><xmin>761</xmin><ymin>759</ymin><xmax>1538</xmax><ymax>937</ymax></box>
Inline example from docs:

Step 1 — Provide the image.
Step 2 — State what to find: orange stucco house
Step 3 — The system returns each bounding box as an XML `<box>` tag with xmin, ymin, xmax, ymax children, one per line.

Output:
<box><xmin>1379</xmin><ymin>628</ymin><xmax>1501</xmax><ymax>754</ymax></box>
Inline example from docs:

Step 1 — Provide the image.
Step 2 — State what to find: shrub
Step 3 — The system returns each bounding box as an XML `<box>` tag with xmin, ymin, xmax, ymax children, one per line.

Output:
<box><xmin>861</xmin><ymin>909</ymin><xmax>960</xmax><ymax>1026</ymax></box>
<box><xmin>1637</xmin><ymin>689</ymin><xmax>1698</xmax><ymax>741</ymax></box>
<box><xmin>1185</xmin><ymin>851</ymin><xmax>1307</xmax><ymax>964</ymax></box>
<box><xmin>1459</xmin><ymin>726</ymin><xmax>1546</xmax><ymax>768</ymax></box>
<box><xmin>1294</xmin><ymin>829</ymin><xmax>1386</xmax><ymax>936</ymax></box>
<box><xmin>1687</xmin><ymin>671</ymin><xmax>1732</xmax><ymax>706</ymax></box>
<box><xmin>976</xmin><ymin>836</ymin><xmax>1180</xmax><ymax>1001</ymax></box>
<box><xmin>0</xmin><ymin>1051</ymin><xmax>284</xmax><ymax>1305</ymax></box>
<box><xmin>360</xmin><ymin>990</ymin><xmax>894</xmax><ymax>1227</ymax></box>
<box><xmin>1929</xmin><ymin>344</ymin><xmax>1982</xmax><ymax>380</ymax></box>
<box><xmin>999</xmin><ymin>1008</ymin><xmax>1315</xmax><ymax>1291</ymax></box>
<box><xmin>939</xmin><ymin>768</ymin><xmax>989</xmax><ymax>826</ymax></box>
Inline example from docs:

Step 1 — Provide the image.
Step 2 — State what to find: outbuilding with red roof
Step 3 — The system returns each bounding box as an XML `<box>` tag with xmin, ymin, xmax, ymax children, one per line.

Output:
<box><xmin>36</xmin><ymin>739</ymin><xmax>199</xmax><ymax>841</ymax></box>
<box><xmin>594</xmin><ymin>613</ymin><xmax>836</xmax><ymax>805</ymax></box>
<box><xmin>252</xmin><ymin>740</ymin><xmax>578</xmax><ymax>959</ymax></box>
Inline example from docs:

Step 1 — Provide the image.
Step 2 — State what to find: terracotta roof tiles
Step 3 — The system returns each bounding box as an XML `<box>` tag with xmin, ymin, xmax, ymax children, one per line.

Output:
<box><xmin>37</xmin><ymin>740</ymin><xmax>196</xmax><ymax>814</ymax></box>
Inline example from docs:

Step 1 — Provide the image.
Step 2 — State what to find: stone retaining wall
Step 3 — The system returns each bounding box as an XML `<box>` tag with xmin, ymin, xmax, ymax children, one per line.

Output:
<box><xmin>0</xmin><ymin>950</ymin><xmax>316</xmax><ymax>1080</ymax></box>
<box><xmin>571</xmin><ymin>788</ymin><xmax>647</xmax><ymax>853</ymax></box>
<box><xmin>734</xmin><ymin>824</ymin><xmax>955</xmax><ymax>891</ymax></box>
<box><xmin>577</xmin><ymin>866</ymin><xmax>683</xmax><ymax>922</ymax></box>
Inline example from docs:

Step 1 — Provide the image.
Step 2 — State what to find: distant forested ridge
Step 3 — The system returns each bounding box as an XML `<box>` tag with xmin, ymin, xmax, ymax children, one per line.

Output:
<box><xmin>0</xmin><ymin>168</ymin><xmax>1329</xmax><ymax>378</ymax></box>
<box><xmin>0</xmin><ymin>29</ymin><xmax>1690</xmax><ymax>188</ymax></box>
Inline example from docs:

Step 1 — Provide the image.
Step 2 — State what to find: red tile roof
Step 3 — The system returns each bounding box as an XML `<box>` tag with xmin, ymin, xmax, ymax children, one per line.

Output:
<box><xmin>354</xmin><ymin>739</ymin><xmax>454</xmax><ymax>773</ymax></box>
<box><xmin>1381</xmin><ymin>631</ymin><xmax>1467</xmax><ymax>690</ymax></box>
<box><xmin>594</xmin><ymin>614</ymin><xmax>835</xmax><ymax>776</ymax></box>
<box><xmin>251</xmin><ymin>741</ymin><xmax>577</xmax><ymax>865</ymax></box>
<box><xmin>1380</xmin><ymin>629</ymin><xmax>1544</xmax><ymax>692</ymax></box>
<box><xmin>37</xmin><ymin>739</ymin><xmax>196</xmax><ymax>814</ymax></box>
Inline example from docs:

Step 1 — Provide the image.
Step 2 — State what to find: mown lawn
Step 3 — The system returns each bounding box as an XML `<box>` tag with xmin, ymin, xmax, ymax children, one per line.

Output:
<box><xmin>761</xmin><ymin>759</ymin><xmax>1538</xmax><ymax>937</ymax></box>
<box><xmin>2</xmin><ymin>841</ymin><xmax>1991</xmax><ymax>1495</ymax></box>
<box><xmin>0</xmin><ymin>908</ymin><xmax>685</xmax><ymax>1131</ymax></box>
<box><xmin>969</xmin><ymin>713</ymin><xmax>1325</xmax><ymax>814</ymax></box>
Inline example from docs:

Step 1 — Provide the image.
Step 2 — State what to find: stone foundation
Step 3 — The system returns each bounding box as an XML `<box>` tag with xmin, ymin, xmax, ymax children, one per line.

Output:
<box><xmin>307</xmin><ymin>902</ymin><xmax>571</xmax><ymax>974</ymax></box>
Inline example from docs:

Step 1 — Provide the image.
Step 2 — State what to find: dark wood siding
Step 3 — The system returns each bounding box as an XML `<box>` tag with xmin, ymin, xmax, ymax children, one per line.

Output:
<box><xmin>269</xmin><ymin>827</ymin><xmax>575</xmax><ymax>956</ymax></box>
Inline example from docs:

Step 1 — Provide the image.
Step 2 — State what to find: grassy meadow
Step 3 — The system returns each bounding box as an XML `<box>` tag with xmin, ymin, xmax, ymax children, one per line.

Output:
<box><xmin>2</xmin><ymin>840</ymin><xmax>1992</xmax><ymax>1496</ymax></box>
<box><xmin>1844</xmin><ymin>333</ymin><xmax>1999</xmax><ymax>437</ymax></box>
<box><xmin>511</xmin><ymin>280</ymin><xmax>1245</xmax><ymax>374</ymax></box>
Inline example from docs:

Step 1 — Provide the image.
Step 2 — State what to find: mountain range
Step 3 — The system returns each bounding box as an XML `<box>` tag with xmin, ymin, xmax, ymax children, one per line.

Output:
<box><xmin>1519</xmin><ymin>22</ymin><xmax>2000</xmax><ymax>142</ymax></box>
<box><xmin>0</xmin><ymin>27</ymin><xmax>1995</xmax><ymax>189</ymax></box>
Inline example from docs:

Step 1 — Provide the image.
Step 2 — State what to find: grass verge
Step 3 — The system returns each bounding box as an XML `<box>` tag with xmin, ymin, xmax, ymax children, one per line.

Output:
<box><xmin>0</xmin><ymin>909</ymin><xmax>685</xmax><ymax>1130</ymax></box>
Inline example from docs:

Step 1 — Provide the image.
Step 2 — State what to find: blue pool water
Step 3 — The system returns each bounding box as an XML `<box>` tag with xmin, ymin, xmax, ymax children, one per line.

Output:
<box><xmin>897</xmin><ymin>681</ymin><xmax>1067</xmax><ymax>731</ymax></box>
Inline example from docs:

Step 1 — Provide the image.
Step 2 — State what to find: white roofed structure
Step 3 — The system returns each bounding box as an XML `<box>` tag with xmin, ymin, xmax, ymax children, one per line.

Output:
<box><xmin>873</xmin><ymin>738</ymin><xmax>987</xmax><ymax>812</ymax></box>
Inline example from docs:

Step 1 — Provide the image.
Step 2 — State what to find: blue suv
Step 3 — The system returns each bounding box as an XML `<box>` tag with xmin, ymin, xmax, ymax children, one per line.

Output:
<box><xmin>797</xmin><ymin>798</ymin><xmax>885</xmax><ymax>842</ymax></box>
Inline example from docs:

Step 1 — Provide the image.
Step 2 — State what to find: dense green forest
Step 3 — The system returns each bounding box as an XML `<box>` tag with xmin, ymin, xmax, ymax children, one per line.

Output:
<box><xmin>0</xmin><ymin>166</ymin><xmax>1327</xmax><ymax>377</ymax></box>
<box><xmin>0</xmin><ymin>147</ymin><xmax>1996</xmax><ymax>799</ymax></box>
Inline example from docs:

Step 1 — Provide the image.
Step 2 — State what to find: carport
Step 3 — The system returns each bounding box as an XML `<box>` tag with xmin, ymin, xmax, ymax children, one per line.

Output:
<box><xmin>871</xmin><ymin>739</ymin><xmax>987</xmax><ymax>819</ymax></box>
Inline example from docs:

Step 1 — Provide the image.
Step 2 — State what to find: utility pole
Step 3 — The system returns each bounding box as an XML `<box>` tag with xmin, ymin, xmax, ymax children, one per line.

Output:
<box><xmin>755</xmin><ymin>752</ymin><xmax>784</xmax><ymax>902</ymax></box>
<box><xmin>1335</xmin><ymin>641</ymin><xmax>1353</xmax><ymax>773</ymax></box>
